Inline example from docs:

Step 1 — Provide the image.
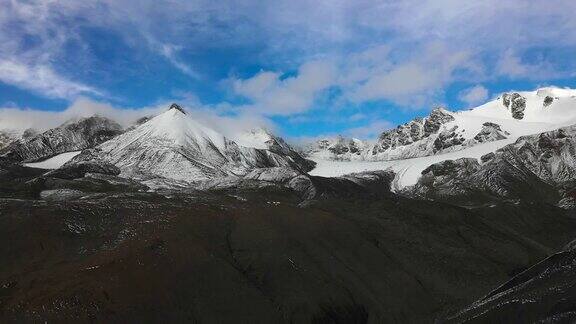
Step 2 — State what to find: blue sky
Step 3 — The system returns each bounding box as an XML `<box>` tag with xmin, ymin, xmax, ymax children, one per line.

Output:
<box><xmin>1</xmin><ymin>0</ymin><xmax>576</xmax><ymax>140</ymax></box>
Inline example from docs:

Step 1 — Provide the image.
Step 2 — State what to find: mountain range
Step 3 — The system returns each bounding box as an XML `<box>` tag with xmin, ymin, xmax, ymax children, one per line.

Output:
<box><xmin>307</xmin><ymin>87</ymin><xmax>576</xmax><ymax>162</ymax></box>
<box><xmin>2</xmin><ymin>87</ymin><xmax>576</xmax><ymax>322</ymax></box>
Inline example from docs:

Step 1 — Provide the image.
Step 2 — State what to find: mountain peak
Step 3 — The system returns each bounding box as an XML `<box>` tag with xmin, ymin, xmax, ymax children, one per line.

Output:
<box><xmin>169</xmin><ymin>103</ymin><xmax>186</xmax><ymax>114</ymax></box>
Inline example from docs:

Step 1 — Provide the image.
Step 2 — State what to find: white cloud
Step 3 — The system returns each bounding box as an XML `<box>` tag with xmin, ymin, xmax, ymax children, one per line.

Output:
<box><xmin>358</xmin><ymin>0</ymin><xmax>576</xmax><ymax>50</ymax></box>
<box><xmin>0</xmin><ymin>59</ymin><xmax>99</xmax><ymax>99</ymax></box>
<box><xmin>344</xmin><ymin>43</ymin><xmax>478</xmax><ymax>108</ymax></box>
<box><xmin>348</xmin><ymin>113</ymin><xmax>366</xmax><ymax>122</ymax></box>
<box><xmin>0</xmin><ymin>98</ymin><xmax>273</xmax><ymax>141</ymax></box>
<box><xmin>458</xmin><ymin>85</ymin><xmax>489</xmax><ymax>106</ymax></box>
<box><xmin>343</xmin><ymin>119</ymin><xmax>392</xmax><ymax>139</ymax></box>
<box><xmin>495</xmin><ymin>49</ymin><xmax>566</xmax><ymax>80</ymax></box>
<box><xmin>157</xmin><ymin>43</ymin><xmax>200</xmax><ymax>79</ymax></box>
<box><xmin>232</xmin><ymin>60</ymin><xmax>336</xmax><ymax>115</ymax></box>
<box><xmin>0</xmin><ymin>1</ymin><xmax>104</xmax><ymax>99</ymax></box>
<box><xmin>188</xmin><ymin>110</ymin><xmax>275</xmax><ymax>140</ymax></box>
<box><xmin>352</xmin><ymin>63</ymin><xmax>438</xmax><ymax>103</ymax></box>
<box><xmin>232</xmin><ymin>42</ymin><xmax>482</xmax><ymax>115</ymax></box>
<box><xmin>233</xmin><ymin>71</ymin><xmax>280</xmax><ymax>99</ymax></box>
<box><xmin>0</xmin><ymin>98</ymin><xmax>162</xmax><ymax>132</ymax></box>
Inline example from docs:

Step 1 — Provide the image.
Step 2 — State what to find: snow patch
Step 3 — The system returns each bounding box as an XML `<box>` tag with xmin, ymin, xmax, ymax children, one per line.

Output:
<box><xmin>24</xmin><ymin>151</ymin><xmax>82</xmax><ymax>169</ymax></box>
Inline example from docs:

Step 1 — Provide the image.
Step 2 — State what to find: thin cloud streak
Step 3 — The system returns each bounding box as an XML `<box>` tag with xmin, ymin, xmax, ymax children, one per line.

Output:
<box><xmin>0</xmin><ymin>59</ymin><xmax>100</xmax><ymax>99</ymax></box>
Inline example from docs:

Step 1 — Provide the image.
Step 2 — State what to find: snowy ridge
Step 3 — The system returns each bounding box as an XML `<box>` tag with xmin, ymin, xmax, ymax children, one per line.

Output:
<box><xmin>24</xmin><ymin>151</ymin><xmax>82</xmax><ymax>169</ymax></box>
<box><xmin>309</xmin><ymin>87</ymin><xmax>576</xmax><ymax>189</ymax></box>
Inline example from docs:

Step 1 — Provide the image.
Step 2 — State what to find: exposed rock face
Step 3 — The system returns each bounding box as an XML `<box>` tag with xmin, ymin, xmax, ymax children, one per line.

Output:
<box><xmin>135</xmin><ymin>116</ymin><xmax>151</xmax><ymax>125</ymax></box>
<box><xmin>543</xmin><ymin>95</ymin><xmax>555</xmax><ymax>107</ymax></box>
<box><xmin>502</xmin><ymin>92</ymin><xmax>526</xmax><ymax>119</ymax></box>
<box><xmin>407</xmin><ymin>125</ymin><xmax>576</xmax><ymax>206</ymax></box>
<box><xmin>0</xmin><ymin>116</ymin><xmax>123</xmax><ymax>163</ymax></box>
<box><xmin>473</xmin><ymin>122</ymin><xmax>508</xmax><ymax>143</ymax></box>
<box><xmin>373</xmin><ymin>108</ymin><xmax>455</xmax><ymax>155</ymax></box>
<box><xmin>421</xmin><ymin>158</ymin><xmax>481</xmax><ymax>178</ymax></box>
<box><xmin>307</xmin><ymin>106</ymin><xmax>513</xmax><ymax>162</ymax></box>
<box><xmin>433</xmin><ymin>126</ymin><xmax>465</xmax><ymax>152</ymax></box>
<box><xmin>326</xmin><ymin>136</ymin><xmax>363</xmax><ymax>156</ymax></box>
<box><xmin>502</xmin><ymin>93</ymin><xmax>512</xmax><ymax>107</ymax></box>
<box><xmin>414</xmin><ymin>158</ymin><xmax>483</xmax><ymax>202</ymax></box>
<box><xmin>423</xmin><ymin>108</ymin><xmax>455</xmax><ymax>136</ymax></box>
<box><xmin>169</xmin><ymin>103</ymin><xmax>187</xmax><ymax>114</ymax></box>
<box><xmin>306</xmin><ymin>136</ymin><xmax>370</xmax><ymax>161</ymax></box>
<box><xmin>375</xmin><ymin>118</ymin><xmax>425</xmax><ymax>152</ymax></box>
<box><xmin>511</xmin><ymin>97</ymin><xmax>527</xmax><ymax>119</ymax></box>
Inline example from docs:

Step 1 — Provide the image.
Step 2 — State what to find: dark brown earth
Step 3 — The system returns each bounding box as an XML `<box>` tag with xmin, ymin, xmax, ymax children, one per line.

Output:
<box><xmin>1</xmin><ymin>179</ymin><xmax>576</xmax><ymax>323</ymax></box>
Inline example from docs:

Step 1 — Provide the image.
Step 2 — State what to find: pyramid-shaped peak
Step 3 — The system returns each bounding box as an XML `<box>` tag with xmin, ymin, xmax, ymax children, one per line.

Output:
<box><xmin>169</xmin><ymin>103</ymin><xmax>186</xmax><ymax>114</ymax></box>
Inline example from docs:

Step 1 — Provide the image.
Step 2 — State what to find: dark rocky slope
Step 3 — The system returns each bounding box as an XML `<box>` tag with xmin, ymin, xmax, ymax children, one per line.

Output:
<box><xmin>1</xmin><ymin>165</ymin><xmax>576</xmax><ymax>323</ymax></box>
<box><xmin>446</xmin><ymin>243</ymin><xmax>576</xmax><ymax>323</ymax></box>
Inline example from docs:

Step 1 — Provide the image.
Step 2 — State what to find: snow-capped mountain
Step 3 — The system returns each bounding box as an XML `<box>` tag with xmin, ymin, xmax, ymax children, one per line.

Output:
<box><xmin>66</xmin><ymin>104</ymin><xmax>314</xmax><ymax>183</ymax></box>
<box><xmin>307</xmin><ymin>87</ymin><xmax>576</xmax><ymax>162</ymax></box>
<box><xmin>308</xmin><ymin>87</ymin><xmax>576</xmax><ymax>190</ymax></box>
<box><xmin>0</xmin><ymin>116</ymin><xmax>123</xmax><ymax>163</ymax></box>
<box><xmin>235</xmin><ymin>128</ymin><xmax>316</xmax><ymax>171</ymax></box>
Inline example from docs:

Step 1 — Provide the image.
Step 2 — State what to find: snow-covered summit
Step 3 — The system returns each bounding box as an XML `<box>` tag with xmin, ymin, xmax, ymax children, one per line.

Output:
<box><xmin>168</xmin><ymin>103</ymin><xmax>187</xmax><ymax>114</ymax></box>
<box><xmin>468</xmin><ymin>87</ymin><xmax>576</xmax><ymax>124</ymax></box>
<box><xmin>234</xmin><ymin>127</ymin><xmax>281</xmax><ymax>150</ymax></box>
<box><xmin>132</xmin><ymin>103</ymin><xmax>227</xmax><ymax>149</ymax></box>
